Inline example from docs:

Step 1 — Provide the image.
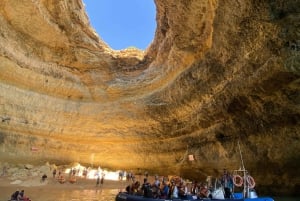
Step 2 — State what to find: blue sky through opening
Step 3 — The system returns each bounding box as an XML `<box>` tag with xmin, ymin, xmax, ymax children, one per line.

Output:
<box><xmin>83</xmin><ymin>0</ymin><xmax>156</xmax><ymax>50</ymax></box>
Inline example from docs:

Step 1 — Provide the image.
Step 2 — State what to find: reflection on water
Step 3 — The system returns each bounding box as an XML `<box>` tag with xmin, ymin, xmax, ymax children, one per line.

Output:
<box><xmin>28</xmin><ymin>192</ymin><xmax>299</xmax><ymax>201</ymax></box>
<box><xmin>274</xmin><ymin>197</ymin><xmax>300</xmax><ymax>201</ymax></box>
<box><xmin>33</xmin><ymin>189</ymin><xmax>119</xmax><ymax>201</ymax></box>
<box><xmin>31</xmin><ymin>193</ymin><xmax>299</xmax><ymax>201</ymax></box>
<box><xmin>0</xmin><ymin>188</ymin><xmax>120</xmax><ymax>201</ymax></box>
<box><xmin>1</xmin><ymin>187</ymin><xmax>299</xmax><ymax>201</ymax></box>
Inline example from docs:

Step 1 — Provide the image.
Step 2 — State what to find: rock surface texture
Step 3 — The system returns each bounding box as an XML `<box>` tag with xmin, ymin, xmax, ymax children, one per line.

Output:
<box><xmin>0</xmin><ymin>0</ymin><xmax>299</xmax><ymax>196</ymax></box>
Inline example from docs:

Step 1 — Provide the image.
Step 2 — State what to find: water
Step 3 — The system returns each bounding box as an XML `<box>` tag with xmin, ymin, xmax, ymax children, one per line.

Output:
<box><xmin>0</xmin><ymin>188</ymin><xmax>300</xmax><ymax>201</ymax></box>
<box><xmin>0</xmin><ymin>187</ymin><xmax>119</xmax><ymax>201</ymax></box>
<box><xmin>1</xmin><ymin>187</ymin><xmax>298</xmax><ymax>201</ymax></box>
<box><xmin>274</xmin><ymin>198</ymin><xmax>299</xmax><ymax>201</ymax></box>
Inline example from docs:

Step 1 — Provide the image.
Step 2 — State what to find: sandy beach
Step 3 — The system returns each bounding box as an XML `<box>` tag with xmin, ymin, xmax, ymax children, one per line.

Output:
<box><xmin>0</xmin><ymin>163</ymin><xmax>154</xmax><ymax>201</ymax></box>
<box><xmin>0</xmin><ymin>174</ymin><xmax>135</xmax><ymax>201</ymax></box>
<box><xmin>0</xmin><ymin>174</ymin><xmax>132</xmax><ymax>189</ymax></box>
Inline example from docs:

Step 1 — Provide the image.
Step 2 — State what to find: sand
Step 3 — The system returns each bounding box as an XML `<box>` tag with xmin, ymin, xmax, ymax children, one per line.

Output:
<box><xmin>0</xmin><ymin>162</ymin><xmax>159</xmax><ymax>201</ymax></box>
<box><xmin>0</xmin><ymin>175</ymin><xmax>134</xmax><ymax>201</ymax></box>
<box><xmin>0</xmin><ymin>174</ymin><xmax>131</xmax><ymax>189</ymax></box>
<box><xmin>0</xmin><ymin>170</ymin><xmax>154</xmax><ymax>201</ymax></box>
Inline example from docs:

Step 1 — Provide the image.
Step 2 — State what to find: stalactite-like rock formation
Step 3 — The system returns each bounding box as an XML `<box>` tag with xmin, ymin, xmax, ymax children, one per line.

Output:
<box><xmin>0</xmin><ymin>0</ymin><xmax>299</xmax><ymax>195</ymax></box>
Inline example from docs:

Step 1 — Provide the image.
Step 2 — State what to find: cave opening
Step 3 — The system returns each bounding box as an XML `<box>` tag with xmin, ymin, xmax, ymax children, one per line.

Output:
<box><xmin>83</xmin><ymin>0</ymin><xmax>156</xmax><ymax>50</ymax></box>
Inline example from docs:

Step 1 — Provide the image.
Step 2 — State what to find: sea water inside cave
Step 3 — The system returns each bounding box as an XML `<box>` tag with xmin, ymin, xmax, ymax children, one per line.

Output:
<box><xmin>0</xmin><ymin>187</ymin><xmax>119</xmax><ymax>201</ymax></box>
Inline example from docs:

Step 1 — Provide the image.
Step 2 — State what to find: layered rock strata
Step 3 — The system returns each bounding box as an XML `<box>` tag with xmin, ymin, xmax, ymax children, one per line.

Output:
<box><xmin>0</xmin><ymin>0</ymin><xmax>299</xmax><ymax>195</ymax></box>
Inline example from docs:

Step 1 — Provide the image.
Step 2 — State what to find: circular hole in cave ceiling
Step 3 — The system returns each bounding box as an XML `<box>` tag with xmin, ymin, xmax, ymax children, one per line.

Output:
<box><xmin>83</xmin><ymin>0</ymin><xmax>156</xmax><ymax>50</ymax></box>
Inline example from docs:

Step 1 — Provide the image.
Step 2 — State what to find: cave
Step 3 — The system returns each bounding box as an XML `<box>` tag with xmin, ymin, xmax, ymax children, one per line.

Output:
<box><xmin>0</xmin><ymin>0</ymin><xmax>299</xmax><ymax>196</ymax></box>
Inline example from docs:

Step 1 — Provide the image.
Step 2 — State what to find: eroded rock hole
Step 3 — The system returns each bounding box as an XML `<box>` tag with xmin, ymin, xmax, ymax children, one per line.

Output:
<box><xmin>83</xmin><ymin>0</ymin><xmax>156</xmax><ymax>50</ymax></box>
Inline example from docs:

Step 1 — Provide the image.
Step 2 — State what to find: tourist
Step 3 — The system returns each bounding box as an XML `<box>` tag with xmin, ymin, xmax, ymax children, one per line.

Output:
<box><xmin>169</xmin><ymin>180</ymin><xmax>175</xmax><ymax>198</ymax></box>
<box><xmin>2</xmin><ymin>165</ymin><xmax>7</xmax><ymax>176</ymax></box>
<box><xmin>41</xmin><ymin>174</ymin><xmax>47</xmax><ymax>182</ymax></box>
<box><xmin>132</xmin><ymin>181</ymin><xmax>141</xmax><ymax>194</ymax></box>
<box><xmin>17</xmin><ymin>190</ymin><xmax>31</xmax><ymax>201</ymax></box>
<box><xmin>100</xmin><ymin>173</ymin><xmax>105</xmax><ymax>185</ymax></box>
<box><xmin>125</xmin><ymin>184</ymin><xmax>132</xmax><ymax>194</ymax></box>
<box><xmin>141</xmin><ymin>178</ymin><xmax>152</xmax><ymax>198</ymax></box>
<box><xmin>131</xmin><ymin>173</ymin><xmax>135</xmax><ymax>182</ymax></box>
<box><xmin>160</xmin><ymin>181</ymin><xmax>169</xmax><ymax>199</ymax></box>
<box><xmin>199</xmin><ymin>183</ymin><xmax>209</xmax><ymax>198</ymax></box>
<box><xmin>10</xmin><ymin>190</ymin><xmax>19</xmax><ymax>201</ymax></box>
<box><xmin>96</xmin><ymin>176</ymin><xmax>100</xmax><ymax>186</ymax></box>
<box><xmin>151</xmin><ymin>183</ymin><xmax>161</xmax><ymax>198</ymax></box>
<box><xmin>52</xmin><ymin>168</ymin><xmax>56</xmax><ymax>178</ymax></box>
<box><xmin>178</xmin><ymin>182</ymin><xmax>188</xmax><ymax>198</ymax></box>
<box><xmin>221</xmin><ymin>169</ymin><xmax>233</xmax><ymax>198</ymax></box>
<box><xmin>172</xmin><ymin>182</ymin><xmax>179</xmax><ymax>198</ymax></box>
<box><xmin>69</xmin><ymin>168</ymin><xmax>73</xmax><ymax>177</ymax></box>
<box><xmin>153</xmin><ymin>175</ymin><xmax>160</xmax><ymax>187</ymax></box>
<box><xmin>126</xmin><ymin>172</ymin><xmax>131</xmax><ymax>181</ymax></box>
<box><xmin>144</xmin><ymin>171</ymin><xmax>148</xmax><ymax>178</ymax></box>
<box><xmin>191</xmin><ymin>181</ymin><xmax>199</xmax><ymax>194</ymax></box>
<box><xmin>118</xmin><ymin>170</ymin><xmax>124</xmax><ymax>181</ymax></box>
<box><xmin>83</xmin><ymin>168</ymin><xmax>88</xmax><ymax>179</ymax></box>
<box><xmin>58</xmin><ymin>174</ymin><xmax>66</xmax><ymax>184</ymax></box>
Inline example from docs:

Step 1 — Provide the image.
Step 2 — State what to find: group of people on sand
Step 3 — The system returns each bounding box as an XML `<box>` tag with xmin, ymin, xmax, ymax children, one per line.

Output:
<box><xmin>51</xmin><ymin>168</ymin><xmax>76</xmax><ymax>184</ymax></box>
<box><xmin>52</xmin><ymin>168</ymin><xmax>65</xmax><ymax>183</ymax></box>
<box><xmin>96</xmin><ymin>173</ymin><xmax>105</xmax><ymax>187</ymax></box>
<box><xmin>10</xmin><ymin>190</ymin><xmax>31</xmax><ymax>201</ymax></box>
<box><xmin>51</xmin><ymin>167</ymin><xmax>106</xmax><ymax>185</ymax></box>
<box><xmin>118</xmin><ymin>170</ymin><xmax>136</xmax><ymax>182</ymax></box>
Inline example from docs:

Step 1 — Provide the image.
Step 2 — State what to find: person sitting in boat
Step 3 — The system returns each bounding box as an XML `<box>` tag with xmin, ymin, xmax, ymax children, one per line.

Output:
<box><xmin>141</xmin><ymin>178</ymin><xmax>152</xmax><ymax>198</ymax></box>
<box><xmin>126</xmin><ymin>181</ymin><xmax>141</xmax><ymax>195</ymax></box>
<box><xmin>133</xmin><ymin>181</ymin><xmax>141</xmax><ymax>194</ymax></box>
<box><xmin>178</xmin><ymin>182</ymin><xmax>188</xmax><ymax>198</ymax></box>
<box><xmin>191</xmin><ymin>181</ymin><xmax>199</xmax><ymax>195</ymax></box>
<box><xmin>221</xmin><ymin>169</ymin><xmax>233</xmax><ymax>198</ymax></box>
<box><xmin>151</xmin><ymin>183</ymin><xmax>161</xmax><ymax>198</ymax></box>
<box><xmin>169</xmin><ymin>181</ymin><xmax>179</xmax><ymax>198</ymax></box>
<box><xmin>10</xmin><ymin>190</ymin><xmax>19</xmax><ymax>201</ymax></box>
<box><xmin>199</xmin><ymin>183</ymin><xmax>209</xmax><ymax>198</ymax></box>
<box><xmin>17</xmin><ymin>190</ymin><xmax>31</xmax><ymax>201</ymax></box>
<box><xmin>172</xmin><ymin>183</ymin><xmax>179</xmax><ymax>199</ymax></box>
<box><xmin>153</xmin><ymin>175</ymin><xmax>160</xmax><ymax>187</ymax></box>
<box><xmin>160</xmin><ymin>181</ymin><xmax>169</xmax><ymax>199</ymax></box>
<box><xmin>125</xmin><ymin>185</ymin><xmax>132</xmax><ymax>194</ymax></box>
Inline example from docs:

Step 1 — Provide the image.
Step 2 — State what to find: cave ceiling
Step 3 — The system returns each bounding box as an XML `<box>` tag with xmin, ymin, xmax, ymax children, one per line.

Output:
<box><xmin>0</xmin><ymin>0</ymin><xmax>300</xmax><ymax>191</ymax></box>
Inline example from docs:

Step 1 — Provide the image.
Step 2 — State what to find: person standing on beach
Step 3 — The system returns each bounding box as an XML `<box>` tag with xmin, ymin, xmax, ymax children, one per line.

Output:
<box><xmin>96</xmin><ymin>175</ymin><xmax>100</xmax><ymax>186</ymax></box>
<box><xmin>100</xmin><ymin>173</ymin><xmax>105</xmax><ymax>186</ymax></box>
<box><xmin>2</xmin><ymin>166</ymin><xmax>7</xmax><ymax>176</ymax></box>
<box><xmin>52</xmin><ymin>169</ymin><xmax>56</xmax><ymax>178</ymax></box>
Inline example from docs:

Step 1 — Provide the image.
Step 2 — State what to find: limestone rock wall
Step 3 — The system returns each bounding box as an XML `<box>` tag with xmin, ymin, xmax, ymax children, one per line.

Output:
<box><xmin>0</xmin><ymin>0</ymin><xmax>299</xmax><ymax>195</ymax></box>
